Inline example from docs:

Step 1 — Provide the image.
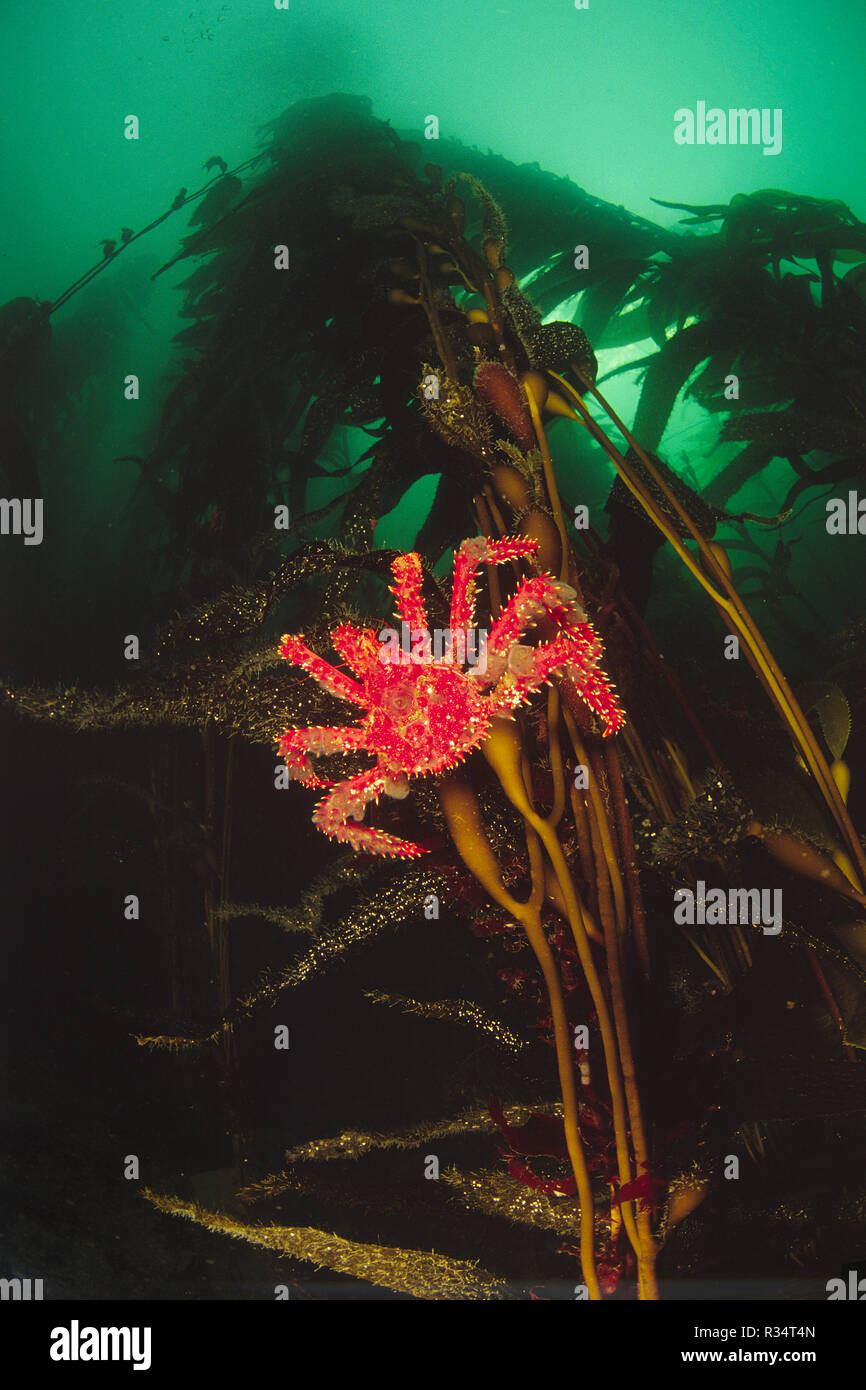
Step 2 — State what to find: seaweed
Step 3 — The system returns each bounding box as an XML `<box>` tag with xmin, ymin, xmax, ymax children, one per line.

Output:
<box><xmin>5</xmin><ymin>95</ymin><xmax>866</xmax><ymax>1303</ymax></box>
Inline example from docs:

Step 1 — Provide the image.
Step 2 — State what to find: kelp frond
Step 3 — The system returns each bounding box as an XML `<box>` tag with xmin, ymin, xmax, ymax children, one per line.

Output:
<box><xmin>142</xmin><ymin>1189</ymin><xmax>513</xmax><ymax>1300</ymax></box>
<box><xmin>364</xmin><ymin>989</ymin><xmax>529</xmax><ymax>1054</ymax></box>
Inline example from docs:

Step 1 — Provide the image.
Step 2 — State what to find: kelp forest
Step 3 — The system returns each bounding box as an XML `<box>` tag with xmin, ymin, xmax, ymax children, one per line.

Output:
<box><xmin>3</xmin><ymin>93</ymin><xmax>866</xmax><ymax>1302</ymax></box>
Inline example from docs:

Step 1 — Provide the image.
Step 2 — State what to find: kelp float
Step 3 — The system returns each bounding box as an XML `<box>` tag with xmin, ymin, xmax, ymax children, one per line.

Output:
<box><xmin>4</xmin><ymin>95</ymin><xmax>866</xmax><ymax>1299</ymax></box>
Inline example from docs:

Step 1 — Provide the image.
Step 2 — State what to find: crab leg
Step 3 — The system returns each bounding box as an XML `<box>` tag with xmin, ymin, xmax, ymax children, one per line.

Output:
<box><xmin>485</xmin><ymin>575</ymin><xmax>587</xmax><ymax>662</ymax></box>
<box><xmin>331</xmin><ymin>623</ymin><xmax>380</xmax><ymax>677</ymax></box>
<box><xmin>277</xmin><ymin>726</ymin><xmax>367</xmax><ymax>786</ymax></box>
<box><xmin>279</xmin><ymin>634</ymin><xmax>366</xmax><ymax>705</ymax></box>
<box><xmin>313</xmin><ymin>767</ymin><xmax>425</xmax><ymax>858</ymax></box>
<box><xmin>487</xmin><ymin>636</ymin><xmax>625</xmax><ymax>736</ymax></box>
<box><xmin>450</xmin><ymin>534</ymin><xmax>539</xmax><ymax>630</ymax></box>
<box><xmin>389</xmin><ymin>552</ymin><xmax>428</xmax><ymax>632</ymax></box>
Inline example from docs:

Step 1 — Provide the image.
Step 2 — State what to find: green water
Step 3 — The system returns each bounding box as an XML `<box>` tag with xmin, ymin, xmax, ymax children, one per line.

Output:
<box><xmin>5</xmin><ymin>0</ymin><xmax>866</xmax><ymax>293</ymax></box>
<box><xmin>3</xmin><ymin>0</ymin><xmax>865</xmax><ymax>676</ymax></box>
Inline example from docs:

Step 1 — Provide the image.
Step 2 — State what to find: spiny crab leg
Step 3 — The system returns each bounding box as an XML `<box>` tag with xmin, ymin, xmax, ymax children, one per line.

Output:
<box><xmin>487</xmin><ymin>638</ymin><xmax>625</xmax><ymax>736</ymax></box>
<box><xmin>484</xmin><ymin>575</ymin><xmax>587</xmax><ymax>666</ymax></box>
<box><xmin>559</xmin><ymin>640</ymin><xmax>627</xmax><ymax>736</ymax></box>
<box><xmin>450</xmin><ymin>534</ymin><xmax>539</xmax><ymax>630</ymax></box>
<box><xmin>390</xmin><ymin>552</ymin><xmax>428</xmax><ymax>631</ymax></box>
<box><xmin>331</xmin><ymin>623</ymin><xmax>380</xmax><ymax>677</ymax></box>
<box><xmin>314</xmin><ymin>768</ymin><xmax>425</xmax><ymax>858</ymax></box>
<box><xmin>477</xmin><ymin>572</ymin><xmax>625</xmax><ymax>736</ymax></box>
<box><xmin>278</xmin><ymin>634</ymin><xmax>366</xmax><ymax>706</ymax></box>
<box><xmin>277</xmin><ymin>726</ymin><xmax>367</xmax><ymax>787</ymax></box>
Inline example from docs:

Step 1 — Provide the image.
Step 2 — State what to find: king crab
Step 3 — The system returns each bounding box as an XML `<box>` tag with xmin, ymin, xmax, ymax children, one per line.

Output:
<box><xmin>277</xmin><ymin>536</ymin><xmax>624</xmax><ymax>857</ymax></box>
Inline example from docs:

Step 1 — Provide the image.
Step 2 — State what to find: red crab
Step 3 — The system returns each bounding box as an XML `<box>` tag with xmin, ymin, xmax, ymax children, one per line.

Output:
<box><xmin>277</xmin><ymin>535</ymin><xmax>624</xmax><ymax>857</ymax></box>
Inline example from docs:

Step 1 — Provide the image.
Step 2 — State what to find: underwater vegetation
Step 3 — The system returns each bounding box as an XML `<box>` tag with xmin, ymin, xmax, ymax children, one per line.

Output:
<box><xmin>4</xmin><ymin>94</ymin><xmax>866</xmax><ymax>1299</ymax></box>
